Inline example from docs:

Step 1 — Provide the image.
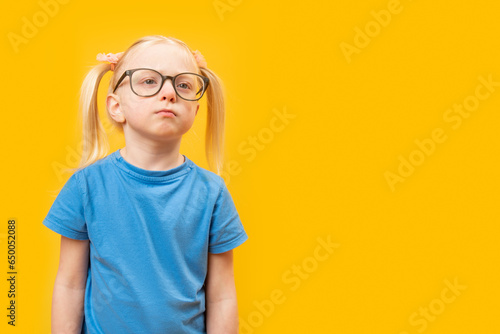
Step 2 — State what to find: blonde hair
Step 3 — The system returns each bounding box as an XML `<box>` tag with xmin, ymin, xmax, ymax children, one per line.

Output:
<box><xmin>77</xmin><ymin>35</ymin><xmax>225</xmax><ymax>174</ymax></box>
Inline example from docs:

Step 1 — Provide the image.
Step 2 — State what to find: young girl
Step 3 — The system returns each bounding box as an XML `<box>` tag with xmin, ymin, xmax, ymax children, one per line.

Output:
<box><xmin>43</xmin><ymin>35</ymin><xmax>248</xmax><ymax>334</ymax></box>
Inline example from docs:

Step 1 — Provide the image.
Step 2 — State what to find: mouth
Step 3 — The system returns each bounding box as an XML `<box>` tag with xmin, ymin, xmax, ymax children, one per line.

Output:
<box><xmin>156</xmin><ymin>109</ymin><xmax>176</xmax><ymax>117</ymax></box>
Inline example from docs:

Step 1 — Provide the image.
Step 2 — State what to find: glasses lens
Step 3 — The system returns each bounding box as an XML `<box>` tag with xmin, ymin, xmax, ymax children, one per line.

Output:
<box><xmin>131</xmin><ymin>70</ymin><xmax>163</xmax><ymax>96</ymax></box>
<box><xmin>174</xmin><ymin>74</ymin><xmax>206</xmax><ymax>100</ymax></box>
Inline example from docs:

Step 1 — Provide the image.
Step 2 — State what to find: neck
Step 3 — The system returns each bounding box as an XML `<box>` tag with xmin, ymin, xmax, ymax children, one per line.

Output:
<box><xmin>120</xmin><ymin>140</ymin><xmax>184</xmax><ymax>171</ymax></box>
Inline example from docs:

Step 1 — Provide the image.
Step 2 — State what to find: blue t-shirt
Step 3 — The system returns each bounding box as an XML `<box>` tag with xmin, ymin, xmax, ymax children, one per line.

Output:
<box><xmin>43</xmin><ymin>149</ymin><xmax>248</xmax><ymax>334</ymax></box>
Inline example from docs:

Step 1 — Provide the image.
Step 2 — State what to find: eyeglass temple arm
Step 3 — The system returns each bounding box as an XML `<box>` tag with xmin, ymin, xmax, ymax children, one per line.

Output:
<box><xmin>113</xmin><ymin>71</ymin><xmax>128</xmax><ymax>93</ymax></box>
<box><xmin>197</xmin><ymin>77</ymin><xmax>210</xmax><ymax>95</ymax></box>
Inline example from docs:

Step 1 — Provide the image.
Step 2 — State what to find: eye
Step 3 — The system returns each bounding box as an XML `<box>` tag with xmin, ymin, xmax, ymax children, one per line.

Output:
<box><xmin>177</xmin><ymin>82</ymin><xmax>192</xmax><ymax>90</ymax></box>
<box><xmin>143</xmin><ymin>78</ymin><xmax>158</xmax><ymax>85</ymax></box>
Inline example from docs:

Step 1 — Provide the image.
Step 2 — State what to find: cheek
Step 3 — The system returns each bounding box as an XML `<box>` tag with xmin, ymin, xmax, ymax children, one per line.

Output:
<box><xmin>179</xmin><ymin>105</ymin><xmax>198</xmax><ymax>130</ymax></box>
<box><xmin>189</xmin><ymin>102</ymin><xmax>199</xmax><ymax>116</ymax></box>
<box><xmin>121</xmin><ymin>100</ymin><xmax>148</xmax><ymax>122</ymax></box>
<box><xmin>187</xmin><ymin>105</ymin><xmax>199</xmax><ymax>122</ymax></box>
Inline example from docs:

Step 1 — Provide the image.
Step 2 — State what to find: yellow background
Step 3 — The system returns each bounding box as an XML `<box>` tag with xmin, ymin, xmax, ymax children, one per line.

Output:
<box><xmin>1</xmin><ymin>0</ymin><xmax>499</xmax><ymax>333</ymax></box>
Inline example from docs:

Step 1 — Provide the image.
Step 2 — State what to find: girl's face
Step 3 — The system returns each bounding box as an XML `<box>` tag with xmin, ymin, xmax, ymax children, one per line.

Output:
<box><xmin>108</xmin><ymin>43</ymin><xmax>200</xmax><ymax>145</ymax></box>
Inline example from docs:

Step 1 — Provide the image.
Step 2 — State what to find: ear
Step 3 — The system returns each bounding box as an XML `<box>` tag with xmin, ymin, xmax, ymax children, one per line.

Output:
<box><xmin>107</xmin><ymin>94</ymin><xmax>125</xmax><ymax>124</ymax></box>
<box><xmin>195</xmin><ymin>103</ymin><xmax>200</xmax><ymax>116</ymax></box>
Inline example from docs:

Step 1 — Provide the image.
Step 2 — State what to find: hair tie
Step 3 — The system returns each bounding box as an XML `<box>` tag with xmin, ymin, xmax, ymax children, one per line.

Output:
<box><xmin>192</xmin><ymin>50</ymin><xmax>207</xmax><ymax>68</ymax></box>
<box><xmin>96</xmin><ymin>52</ymin><xmax>124</xmax><ymax>71</ymax></box>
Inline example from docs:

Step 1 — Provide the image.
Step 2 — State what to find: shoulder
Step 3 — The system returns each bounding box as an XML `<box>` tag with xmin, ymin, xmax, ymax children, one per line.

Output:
<box><xmin>188</xmin><ymin>160</ymin><xmax>226</xmax><ymax>192</ymax></box>
<box><xmin>67</xmin><ymin>153</ymin><xmax>115</xmax><ymax>185</ymax></box>
<box><xmin>76</xmin><ymin>152</ymin><xmax>115</xmax><ymax>174</ymax></box>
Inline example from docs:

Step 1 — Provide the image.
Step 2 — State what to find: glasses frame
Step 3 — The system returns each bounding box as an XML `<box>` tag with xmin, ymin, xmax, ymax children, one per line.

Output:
<box><xmin>112</xmin><ymin>68</ymin><xmax>210</xmax><ymax>101</ymax></box>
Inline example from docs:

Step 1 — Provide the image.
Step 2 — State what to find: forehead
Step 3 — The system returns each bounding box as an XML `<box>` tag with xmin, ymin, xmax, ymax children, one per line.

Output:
<box><xmin>125</xmin><ymin>43</ymin><xmax>196</xmax><ymax>74</ymax></box>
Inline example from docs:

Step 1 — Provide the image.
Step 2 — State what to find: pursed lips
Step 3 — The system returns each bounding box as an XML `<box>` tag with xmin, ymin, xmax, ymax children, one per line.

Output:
<box><xmin>156</xmin><ymin>109</ymin><xmax>176</xmax><ymax>117</ymax></box>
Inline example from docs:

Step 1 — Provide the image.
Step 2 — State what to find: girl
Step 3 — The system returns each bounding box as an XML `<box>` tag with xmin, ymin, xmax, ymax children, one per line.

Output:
<box><xmin>43</xmin><ymin>35</ymin><xmax>248</xmax><ymax>334</ymax></box>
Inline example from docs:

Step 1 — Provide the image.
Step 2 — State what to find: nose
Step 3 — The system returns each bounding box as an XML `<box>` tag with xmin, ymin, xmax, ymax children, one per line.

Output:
<box><xmin>159</xmin><ymin>78</ymin><xmax>177</xmax><ymax>102</ymax></box>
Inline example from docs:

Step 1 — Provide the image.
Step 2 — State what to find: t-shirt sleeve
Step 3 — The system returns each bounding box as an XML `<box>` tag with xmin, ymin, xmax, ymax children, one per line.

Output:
<box><xmin>43</xmin><ymin>172</ymin><xmax>89</xmax><ymax>240</ymax></box>
<box><xmin>208</xmin><ymin>180</ymin><xmax>248</xmax><ymax>254</ymax></box>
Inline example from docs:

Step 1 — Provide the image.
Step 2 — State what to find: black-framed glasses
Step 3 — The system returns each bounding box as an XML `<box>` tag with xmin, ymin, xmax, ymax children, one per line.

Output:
<box><xmin>113</xmin><ymin>68</ymin><xmax>209</xmax><ymax>101</ymax></box>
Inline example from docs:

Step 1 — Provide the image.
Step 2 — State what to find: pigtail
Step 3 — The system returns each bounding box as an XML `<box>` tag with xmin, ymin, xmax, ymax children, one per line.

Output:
<box><xmin>200</xmin><ymin>67</ymin><xmax>225</xmax><ymax>176</ymax></box>
<box><xmin>77</xmin><ymin>63</ymin><xmax>112</xmax><ymax>170</ymax></box>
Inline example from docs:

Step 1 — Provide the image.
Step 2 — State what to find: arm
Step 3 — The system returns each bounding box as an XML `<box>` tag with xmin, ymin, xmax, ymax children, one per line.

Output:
<box><xmin>51</xmin><ymin>236</ymin><xmax>89</xmax><ymax>334</ymax></box>
<box><xmin>205</xmin><ymin>250</ymin><xmax>239</xmax><ymax>334</ymax></box>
